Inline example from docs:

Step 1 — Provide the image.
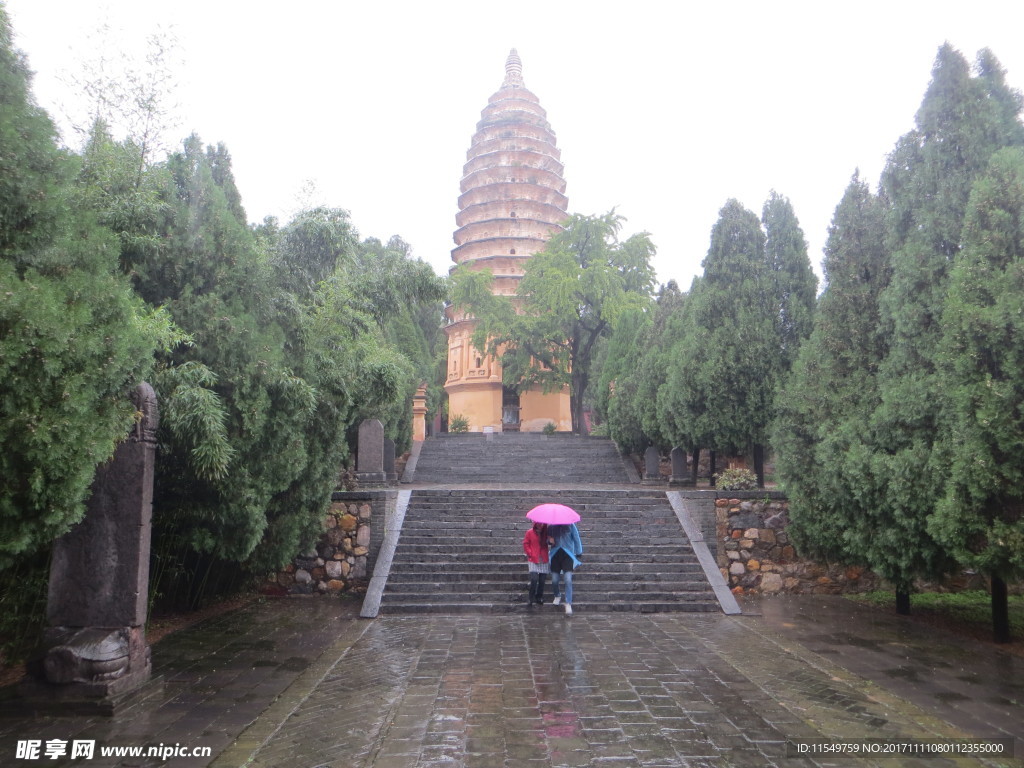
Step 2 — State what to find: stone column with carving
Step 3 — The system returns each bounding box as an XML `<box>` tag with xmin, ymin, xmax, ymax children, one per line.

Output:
<box><xmin>23</xmin><ymin>383</ymin><xmax>159</xmax><ymax>712</ymax></box>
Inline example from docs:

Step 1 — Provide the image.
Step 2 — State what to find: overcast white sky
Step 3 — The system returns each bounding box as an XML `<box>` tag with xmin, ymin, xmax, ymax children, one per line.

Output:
<box><xmin>6</xmin><ymin>0</ymin><xmax>1024</xmax><ymax>288</ymax></box>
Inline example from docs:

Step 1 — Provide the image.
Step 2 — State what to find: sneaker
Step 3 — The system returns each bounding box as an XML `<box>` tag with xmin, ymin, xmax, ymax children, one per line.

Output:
<box><xmin>564</xmin><ymin>603</ymin><xmax>573</xmax><ymax>615</ymax></box>
<box><xmin>552</xmin><ymin>596</ymin><xmax>561</xmax><ymax>606</ymax></box>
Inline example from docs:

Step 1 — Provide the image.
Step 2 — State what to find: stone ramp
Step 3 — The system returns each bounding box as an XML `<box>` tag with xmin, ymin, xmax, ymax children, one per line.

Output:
<box><xmin>408</xmin><ymin>432</ymin><xmax>636</xmax><ymax>485</ymax></box>
<box><xmin>376</xmin><ymin>489</ymin><xmax>722</xmax><ymax>614</ymax></box>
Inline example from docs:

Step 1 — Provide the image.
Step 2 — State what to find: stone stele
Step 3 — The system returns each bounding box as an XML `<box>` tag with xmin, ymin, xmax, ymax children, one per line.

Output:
<box><xmin>22</xmin><ymin>383</ymin><xmax>159</xmax><ymax>713</ymax></box>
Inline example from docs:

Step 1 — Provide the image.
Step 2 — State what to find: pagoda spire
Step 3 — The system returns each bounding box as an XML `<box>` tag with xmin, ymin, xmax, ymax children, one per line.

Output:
<box><xmin>502</xmin><ymin>48</ymin><xmax>524</xmax><ymax>87</ymax></box>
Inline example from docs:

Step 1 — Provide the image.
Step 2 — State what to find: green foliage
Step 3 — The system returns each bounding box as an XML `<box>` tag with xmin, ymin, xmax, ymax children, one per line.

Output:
<box><xmin>773</xmin><ymin>174</ymin><xmax>893</xmax><ymax>567</ymax></box>
<box><xmin>662</xmin><ymin>200</ymin><xmax>777</xmax><ymax>456</ymax></box>
<box><xmin>452</xmin><ymin>210</ymin><xmax>655</xmax><ymax>434</ymax></box>
<box><xmin>714</xmin><ymin>467</ymin><xmax>758</xmax><ymax>491</ymax></box>
<box><xmin>761</xmin><ymin>191</ymin><xmax>818</xmax><ymax>373</ymax></box>
<box><xmin>866</xmin><ymin>45</ymin><xmax>1024</xmax><ymax>589</ymax></box>
<box><xmin>0</xmin><ymin>9</ymin><xmax>177</xmax><ymax>567</ymax></box>
<box><xmin>932</xmin><ymin>147</ymin><xmax>1024</xmax><ymax>579</ymax></box>
<box><xmin>542</xmin><ymin>421</ymin><xmax>557</xmax><ymax>436</ymax></box>
<box><xmin>449</xmin><ymin>413</ymin><xmax>470</xmax><ymax>433</ymax></box>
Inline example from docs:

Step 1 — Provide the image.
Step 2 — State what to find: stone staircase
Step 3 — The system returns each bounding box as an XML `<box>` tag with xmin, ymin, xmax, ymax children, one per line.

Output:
<box><xmin>409</xmin><ymin>432</ymin><xmax>634</xmax><ymax>485</ymax></box>
<box><xmin>377</xmin><ymin>489</ymin><xmax>721</xmax><ymax>614</ymax></box>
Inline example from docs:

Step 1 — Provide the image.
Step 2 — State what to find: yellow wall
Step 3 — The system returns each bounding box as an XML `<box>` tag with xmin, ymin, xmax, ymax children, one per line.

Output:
<box><xmin>519</xmin><ymin>387</ymin><xmax>571</xmax><ymax>432</ymax></box>
<box><xmin>447</xmin><ymin>384</ymin><xmax>502</xmax><ymax>432</ymax></box>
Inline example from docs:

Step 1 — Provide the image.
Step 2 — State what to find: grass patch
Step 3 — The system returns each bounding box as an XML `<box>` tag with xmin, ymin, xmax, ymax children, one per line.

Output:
<box><xmin>847</xmin><ymin>590</ymin><xmax>1024</xmax><ymax>640</ymax></box>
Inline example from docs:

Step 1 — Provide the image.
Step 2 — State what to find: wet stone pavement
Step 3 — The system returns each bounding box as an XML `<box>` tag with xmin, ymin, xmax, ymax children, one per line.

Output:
<box><xmin>1</xmin><ymin>596</ymin><xmax>1022</xmax><ymax>768</ymax></box>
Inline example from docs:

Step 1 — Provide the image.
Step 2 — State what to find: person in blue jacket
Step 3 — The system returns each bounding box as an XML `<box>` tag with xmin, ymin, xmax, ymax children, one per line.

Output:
<box><xmin>547</xmin><ymin>522</ymin><xmax>583</xmax><ymax>615</ymax></box>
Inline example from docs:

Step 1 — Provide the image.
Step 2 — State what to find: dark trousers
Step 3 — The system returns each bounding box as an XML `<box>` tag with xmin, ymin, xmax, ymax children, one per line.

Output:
<box><xmin>528</xmin><ymin>572</ymin><xmax>546</xmax><ymax>603</ymax></box>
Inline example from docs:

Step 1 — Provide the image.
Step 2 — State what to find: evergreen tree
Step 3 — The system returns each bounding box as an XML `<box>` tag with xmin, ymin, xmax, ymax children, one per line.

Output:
<box><xmin>933</xmin><ymin>147</ymin><xmax>1024</xmax><ymax>642</ymax></box>
<box><xmin>761</xmin><ymin>191</ymin><xmax>818</xmax><ymax>373</ymax></box>
<box><xmin>773</xmin><ymin>174</ymin><xmax>903</xmax><ymax>570</ymax></box>
<box><xmin>145</xmin><ymin>134</ymin><xmax>320</xmax><ymax>573</ymax></box>
<box><xmin>0</xmin><ymin>7</ymin><xmax>174</xmax><ymax>566</ymax></box>
<box><xmin>663</xmin><ymin>200</ymin><xmax>777</xmax><ymax>478</ymax></box>
<box><xmin>867</xmin><ymin>45</ymin><xmax>1024</xmax><ymax>607</ymax></box>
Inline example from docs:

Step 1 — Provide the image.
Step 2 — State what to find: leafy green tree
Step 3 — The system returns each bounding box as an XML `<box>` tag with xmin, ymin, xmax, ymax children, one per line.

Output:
<box><xmin>933</xmin><ymin>147</ymin><xmax>1024</xmax><ymax>642</ymax></box>
<box><xmin>598</xmin><ymin>285</ymin><xmax>687</xmax><ymax>454</ymax></box>
<box><xmin>452</xmin><ymin>211</ymin><xmax>656</xmax><ymax>434</ymax></box>
<box><xmin>350</xmin><ymin>235</ymin><xmax>447</xmax><ymax>450</ymax></box>
<box><xmin>0</xmin><ymin>7</ymin><xmax>175</xmax><ymax>567</ymax></box>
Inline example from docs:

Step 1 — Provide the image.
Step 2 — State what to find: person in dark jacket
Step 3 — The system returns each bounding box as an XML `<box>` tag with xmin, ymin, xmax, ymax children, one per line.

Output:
<box><xmin>547</xmin><ymin>523</ymin><xmax>583</xmax><ymax>615</ymax></box>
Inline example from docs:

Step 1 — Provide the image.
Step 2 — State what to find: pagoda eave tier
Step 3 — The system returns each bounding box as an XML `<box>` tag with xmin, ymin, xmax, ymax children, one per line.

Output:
<box><xmin>458</xmin><ymin>183</ymin><xmax>568</xmax><ymax>211</ymax></box>
<box><xmin>456</xmin><ymin>202</ymin><xmax>569</xmax><ymax>229</ymax></box>
<box><xmin>447</xmin><ymin>253</ymin><xmax>530</xmax><ymax>276</ymax></box>
<box><xmin>451</xmin><ymin>239</ymin><xmax>547</xmax><ymax>265</ymax></box>
<box><xmin>470</xmin><ymin>123</ymin><xmax>557</xmax><ymax>148</ymax></box>
<box><xmin>468</xmin><ymin>136</ymin><xmax>562</xmax><ymax>161</ymax></box>
<box><xmin>462</xmin><ymin>149</ymin><xmax>564</xmax><ymax>178</ymax></box>
<box><xmin>454</xmin><ymin>219</ymin><xmax>562</xmax><ymax>247</ymax></box>
<box><xmin>460</xmin><ymin>167</ymin><xmax>566</xmax><ymax>196</ymax></box>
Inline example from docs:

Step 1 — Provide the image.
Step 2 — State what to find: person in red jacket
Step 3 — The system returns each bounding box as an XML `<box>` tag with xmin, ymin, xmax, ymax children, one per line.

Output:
<box><xmin>522</xmin><ymin>521</ymin><xmax>549</xmax><ymax>605</ymax></box>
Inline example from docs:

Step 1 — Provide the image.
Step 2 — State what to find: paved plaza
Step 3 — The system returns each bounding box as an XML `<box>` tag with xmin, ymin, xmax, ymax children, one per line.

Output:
<box><xmin>1</xmin><ymin>594</ymin><xmax>1021</xmax><ymax>768</ymax></box>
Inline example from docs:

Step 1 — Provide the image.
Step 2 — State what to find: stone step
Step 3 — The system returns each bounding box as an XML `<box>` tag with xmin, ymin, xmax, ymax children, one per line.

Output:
<box><xmin>377</xmin><ymin>600</ymin><xmax>721</xmax><ymax>615</ymax></box>
<box><xmin>385</xmin><ymin>577</ymin><xmax>712</xmax><ymax>589</ymax></box>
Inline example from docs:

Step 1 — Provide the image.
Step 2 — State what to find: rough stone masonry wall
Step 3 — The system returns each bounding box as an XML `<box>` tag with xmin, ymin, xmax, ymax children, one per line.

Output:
<box><xmin>268</xmin><ymin>491</ymin><xmax>387</xmax><ymax>596</ymax></box>
<box><xmin>716</xmin><ymin>492</ymin><xmax>880</xmax><ymax>596</ymax></box>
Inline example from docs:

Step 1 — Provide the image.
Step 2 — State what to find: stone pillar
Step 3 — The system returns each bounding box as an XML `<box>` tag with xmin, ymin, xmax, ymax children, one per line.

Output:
<box><xmin>412</xmin><ymin>384</ymin><xmax>428</xmax><ymax>442</ymax></box>
<box><xmin>24</xmin><ymin>383</ymin><xmax>158</xmax><ymax>712</ymax></box>
<box><xmin>642</xmin><ymin>446</ymin><xmax>662</xmax><ymax>484</ymax></box>
<box><xmin>669</xmin><ymin>446</ymin><xmax>694</xmax><ymax>486</ymax></box>
<box><xmin>356</xmin><ymin>419</ymin><xmax>386</xmax><ymax>485</ymax></box>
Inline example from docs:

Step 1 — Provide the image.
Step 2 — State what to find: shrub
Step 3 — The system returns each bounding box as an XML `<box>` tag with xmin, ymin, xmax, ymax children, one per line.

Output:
<box><xmin>714</xmin><ymin>467</ymin><xmax>758</xmax><ymax>490</ymax></box>
<box><xmin>449</xmin><ymin>413</ymin><xmax>470</xmax><ymax>433</ymax></box>
<box><xmin>542</xmin><ymin>422</ymin><xmax>557</xmax><ymax>435</ymax></box>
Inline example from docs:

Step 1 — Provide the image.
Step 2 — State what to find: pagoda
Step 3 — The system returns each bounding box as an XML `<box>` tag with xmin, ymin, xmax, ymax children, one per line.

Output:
<box><xmin>443</xmin><ymin>49</ymin><xmax>571</xmax><ymax>432</ymax></box>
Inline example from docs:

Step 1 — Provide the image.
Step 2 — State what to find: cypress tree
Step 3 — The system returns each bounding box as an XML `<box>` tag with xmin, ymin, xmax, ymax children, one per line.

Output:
<box><xmin>761</xmin><ymin>191</ymin><xmax>817</xmax><ymax>374</ymax></box>
<box><xmin>933</xmin><ymin>147</ymin><xmax>1024</xmax><ymax>642</ymax></box>
<box><xmin>666</xmin><ymin>200</ymin><xmax>777</xmax><ymax>475</ymax></box>
<box><xmin>0</xmin><ymin>7</ymin><xmax>172</xmax><ymax>566</ymax></box>
<box><xmin>773</xmin><ymin>174</ymin><xmax>897</xmax><ymax>568</ymax></box>
<box><xmin>867</xmin><ymin>45</ymin><xmax>1024</xmax><ymax>607</ymax></box>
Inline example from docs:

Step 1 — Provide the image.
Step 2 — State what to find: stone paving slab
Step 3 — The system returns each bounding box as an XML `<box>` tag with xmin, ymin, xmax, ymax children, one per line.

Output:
<box><xmin>2</xmin><ymin>596</ymin><xmax>1022</xmax><ymax>768</ymax></box>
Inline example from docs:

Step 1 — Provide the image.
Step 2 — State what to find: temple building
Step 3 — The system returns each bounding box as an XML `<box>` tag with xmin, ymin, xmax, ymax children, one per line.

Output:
<box><xmin>443</xmin><ymin>49</ymin><xmax>571</xmax><ymax>432</ymax></box>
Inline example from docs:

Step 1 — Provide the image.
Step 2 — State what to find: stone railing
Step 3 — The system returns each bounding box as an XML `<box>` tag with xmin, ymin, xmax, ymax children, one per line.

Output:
<box><xmin>714</xmin><ymin>492</ymin><xmax>879</xmax><ymax>596</ymax></box>
<box><xmin>267</xmin><ymin>490</ymin><xmax>394</xmax><ymax>596</ymax></box>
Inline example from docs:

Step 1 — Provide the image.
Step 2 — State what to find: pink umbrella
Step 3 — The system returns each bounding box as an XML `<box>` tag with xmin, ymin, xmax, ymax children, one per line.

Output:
<box><xmin>526</xmin><ymin>503</ymin><xmax>580</xmax><ymax>524</ymax></box>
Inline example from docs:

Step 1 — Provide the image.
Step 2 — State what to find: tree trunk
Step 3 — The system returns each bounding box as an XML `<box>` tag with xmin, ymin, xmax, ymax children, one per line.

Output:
<box><xmin>753</xmin><ymin>443</ymin><xmax>765</xmax><ymax>488</ymax></box>
<box><xmin>992</xmin><ymin>575</ymin><xmax>1010</xmax><ymax>644</ymax></box>
<box><xmin>690</xmin><ymin>446</ymin><xmax>700</xmax><ymax>486</ymax></box>
<box><xmin>895</xmin><ymin>589</ymin><xmax>911</xmax><ymax>615</ymax></box>
<box><xmin>709</xmin><ymin>451</ymin><xmax>717</xmax><ymax>487</ymax></box>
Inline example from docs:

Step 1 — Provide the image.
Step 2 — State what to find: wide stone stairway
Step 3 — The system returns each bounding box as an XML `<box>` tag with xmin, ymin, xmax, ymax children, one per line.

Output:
<box><xmin>409</xmin><ymin>431</ymin><xmax>635</xmax><ymax>484</ymax></box>
<box><xmin>379</xmin><ymin>488</ymin><xmax>721</xmax><ymax>613</ymax></box>
<box><xmin>365</xmin><ymin>433</ymin><xmax>727</xmax><ymax>615</ymax></box>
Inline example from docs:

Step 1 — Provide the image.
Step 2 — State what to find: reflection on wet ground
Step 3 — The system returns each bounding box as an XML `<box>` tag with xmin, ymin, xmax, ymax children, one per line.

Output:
<box><xmin>0</xmin><ymin>596</ymin><xmax>1020</xmax><ymax>767</ymax></box>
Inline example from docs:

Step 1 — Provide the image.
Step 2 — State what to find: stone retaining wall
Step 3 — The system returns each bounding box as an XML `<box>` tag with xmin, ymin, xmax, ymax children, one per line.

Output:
<box><xmin>267</xmin><ymin>491</ymin><xmax>394</xmax><ymax>596</ymax></box>
<box><xmin>714</xmin><ymin>492</ymin><xmax>880</xmax><ymax>596</ymax></box>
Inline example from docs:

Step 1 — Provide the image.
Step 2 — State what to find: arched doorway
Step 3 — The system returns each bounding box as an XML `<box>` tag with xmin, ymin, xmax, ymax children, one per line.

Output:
<box><xmin>501</xmin><ymin>387</ymin><xmax>521</xmax><ymax>432</ymax></box>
